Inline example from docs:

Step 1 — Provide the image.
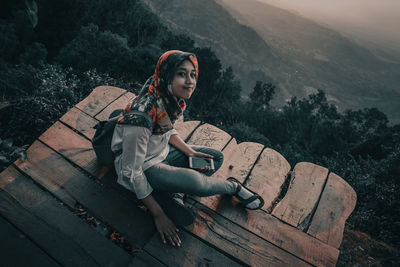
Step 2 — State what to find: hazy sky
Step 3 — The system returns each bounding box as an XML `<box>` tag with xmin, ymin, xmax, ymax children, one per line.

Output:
<box><xmin>257</xmin><ymin>0</ymin><xmax>400</xmax><ymax>54</ymax></box>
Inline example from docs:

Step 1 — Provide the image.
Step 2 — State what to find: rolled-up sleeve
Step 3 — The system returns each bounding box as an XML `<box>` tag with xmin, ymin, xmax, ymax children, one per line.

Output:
<box><xmin>118</xmin><ymin>125</ymin><xmax>153</xmax><ymax>199</ymax></box>
<box><xmin>166</xmin><ymin>128</ymin><xmax>179</xmax><ymax>139</ymax></box>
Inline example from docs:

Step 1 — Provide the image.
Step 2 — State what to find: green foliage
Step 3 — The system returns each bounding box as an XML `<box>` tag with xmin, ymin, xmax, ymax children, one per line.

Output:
<box><xmin>57</xmin><ymin>24</ymin><xmax>135</xmax><ymax>77</ymax></box>
<box><xmin>222</xmin><ymin>122</ymin><xmax>271</xmax><ymax>146</ymax></box>
<box><xmin>24</xmin><ymin>0</ymin><xmax>38</xmax><ymax>28</ymax></box>
<box><xmin>34</xmin><ymin>64</ymin><xmax>81</xmax><ymax>105</ymax></box>
<box><xmin>249</xmin><ymin>81</ymin><xmax>275</xmax><ymax>110</ymax></box>
<box><xmin>189</xmin><ymin>65</ymin><xmax>242</xmax><ymax>123</ymax></box>
<box><xmin>0</xmin><ymin>61</ymin><xmax>37</xmax><ymax>97</ymax></box>
<box><xmin>1</xmin><ymin>0</ymin><xmax>399</xmax><ymax>251</ymax></box>
<box><xmin>0</xmin><ymin>22</ymin><xmax>20</xmax><ymax>61</ymax></box>
<box><xmin>0</xmin><ymin>138</ymin><xmax>27</xmax><ymax>172</ymax></box>
<box><xmin>19</xmin><ymin>42</ymin><xmax>47</xmax><ymax>65</ymax></box>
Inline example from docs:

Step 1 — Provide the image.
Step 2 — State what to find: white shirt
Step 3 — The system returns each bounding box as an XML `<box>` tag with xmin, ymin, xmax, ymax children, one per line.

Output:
<box><xmin>111</xmin><ymin>123</ymin><xmax>178</xmax><ymax>199</ymax></box>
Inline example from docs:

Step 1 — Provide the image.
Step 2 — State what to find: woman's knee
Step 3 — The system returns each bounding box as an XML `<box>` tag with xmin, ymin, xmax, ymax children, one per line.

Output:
<box><xmin>180</xmin><ymin>170</ymin><xmax>213</xmax><ymax>195</ymax></box>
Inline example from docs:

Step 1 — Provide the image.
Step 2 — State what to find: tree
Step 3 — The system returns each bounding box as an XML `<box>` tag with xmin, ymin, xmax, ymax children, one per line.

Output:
<box><xmin>249</xmin><ymin>81</ymin><xmax>275</xmax><ymax>110</ymax></box>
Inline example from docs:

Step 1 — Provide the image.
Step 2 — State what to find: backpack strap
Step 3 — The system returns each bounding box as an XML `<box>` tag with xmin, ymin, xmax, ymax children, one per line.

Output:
<box><xmin>118</xmin><ymin>109</ymin><xmax>153</xmax><ymax>132</ymax></box>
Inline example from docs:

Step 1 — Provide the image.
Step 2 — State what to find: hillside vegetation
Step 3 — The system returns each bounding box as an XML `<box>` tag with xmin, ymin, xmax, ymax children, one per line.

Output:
<box><xmin>146</xmin><ymin>0</ymin><xmax>400</xmax><ymax>123</ymax></box>
<box><xmin>0</xmin><ymin>0</ymin><xmax>399</xmax><ymax>264</ymax></box>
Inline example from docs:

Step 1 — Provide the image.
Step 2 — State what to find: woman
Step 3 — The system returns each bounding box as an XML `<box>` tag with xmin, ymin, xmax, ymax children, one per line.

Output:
<box><xmin>111</xmin><ymin>50</ymin><xmax>264</xmax><ymax>247</ymax></box>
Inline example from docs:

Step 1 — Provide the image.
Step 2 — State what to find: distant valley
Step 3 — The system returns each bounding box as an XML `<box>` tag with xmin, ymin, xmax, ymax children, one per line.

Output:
<box><xmin>144</xmin><ymin>0</ymin><xmax>400</xmax><ymax>123</ymax></box>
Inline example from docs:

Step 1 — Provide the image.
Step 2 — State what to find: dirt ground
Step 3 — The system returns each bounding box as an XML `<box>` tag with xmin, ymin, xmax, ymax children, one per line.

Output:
<box><xmin>337</xmin><ymin>227</ymin><xmax>399</xmax><ymax>266</ymax></box>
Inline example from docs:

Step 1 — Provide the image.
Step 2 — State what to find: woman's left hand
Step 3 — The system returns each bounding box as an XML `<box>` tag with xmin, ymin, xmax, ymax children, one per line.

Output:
<box><xmin>188</xmin><ymin>151</ymin><xmax>214</xmax><ymax>173</ymax></box>
<box><xmin>188</xmin><ymin>151</ymin><xmax>214</xmax><ymax>159</ymax></box>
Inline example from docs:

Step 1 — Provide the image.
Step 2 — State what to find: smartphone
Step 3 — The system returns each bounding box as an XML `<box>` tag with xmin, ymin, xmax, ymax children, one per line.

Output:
<box><xmin>189</xmin><ymin>157</ymin><xmax>215</xmax><ymax>171</ymax></box>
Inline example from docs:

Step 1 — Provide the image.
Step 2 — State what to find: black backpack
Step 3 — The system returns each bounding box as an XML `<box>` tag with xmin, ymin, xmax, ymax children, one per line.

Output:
<box><xmin>91</xmin><ymin>109</ymin><xmax>151</xmax><ymax>165</ymax></box>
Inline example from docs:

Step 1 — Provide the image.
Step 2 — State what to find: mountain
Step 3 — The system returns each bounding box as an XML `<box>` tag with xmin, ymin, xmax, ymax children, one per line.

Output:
<box><xmin>143</xmin><ymin>0</ymin><xmax>279</xmax><ymax>91</ymax></box>
<box><xmin>143</xmin><ymin>0</ymin><xmax>400</xmax><ymax>123</ymax></box>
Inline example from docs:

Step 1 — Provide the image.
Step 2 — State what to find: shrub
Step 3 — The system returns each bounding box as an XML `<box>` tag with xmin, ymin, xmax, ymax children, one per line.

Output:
<box><xmin>223</xmin><ymin>122</ymin><xmax>271</xmax><ymax>146</ymax></box>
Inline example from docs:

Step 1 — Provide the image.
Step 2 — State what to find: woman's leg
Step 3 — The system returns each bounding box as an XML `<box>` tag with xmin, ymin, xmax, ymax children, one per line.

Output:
<box><xmin>145</xmin><ymin>163</ymin><xmax>236</xmax><ymax>197</ymax></box>
<box><xmin>146</xmin><ymin>145</ymin><xmax>262</xmax><ymax>209</ymax></box>
<box><xmin>163</xmin><ymin>145</ymin><xmax>224</xmax><ymax>176</ymax></box>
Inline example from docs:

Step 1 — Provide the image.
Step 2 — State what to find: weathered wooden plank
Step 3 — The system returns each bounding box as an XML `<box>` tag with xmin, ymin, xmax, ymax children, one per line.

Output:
<box><xmin>14</xmin><ymin>141</ymin><xmax>156</xmax><ymax>248</ymax></box>
<box><xmin>272</xmin><ymin>162</ymin><xmax>329</xmax><ymax>230</ymax></box>
<box><xmin>187</xmin><ymin>123</ymin><xmax>231</xmax><ymax>151</ymax></box>
<box><xmin>173</xmin><ymin>117</ymin><xmax>201</xmax><ymax>141</ymax></box>
<box><xmin>95</xmin><ymin>91</ymin><xmax>135</xmax><ymax>121</ymax></box>
<box><xmin>187</xmin><ymin>201</ymin><xmax>312</xmax><ymax>267</ymax></box>
<box><xmin>0</xmin><ymin>166</ymin><xmax>131</xmax><ymax>267</ymax></box>
<box><xmin>38</xmin><ymin>121</ymin><xmax>99</xmax><ymax>176</ymax></box>
<box><xmin>213</xmin><ymin>138</ymin><xmax>238</xmax><ymax>178</ymax></box>
<box><xmin>246</xmin><ymin>147</ymin><xmax>291</xmax><ymax>212</ymax></box>
<box><xmin>199</xmin><ymin>140</ymin><xmax>263</xmax><ymax>211</ymax></box>
<box><xmin>0</xmin><ymin>214</ymin><xmax>60</xmax><ymax>267</ymax></box>
<box><xmin>190</xmin><ymin>144</ymin><xmax>339</xmax><ymax>266</ymax></box>
<box><xmin>307</xmin><ymin>172</ymin><xmax>357</xmax><ymax>248</ymax></box>
<box><xmin>60</xmin><ymin>107</ymin><xmax>98</xmax><ymax>140</ymax></box>
<box><xmin>38</xmin><ymin>119</ymin><xmax>138</xmax><ymax>209</ymax></box>
<box><xmin>189</xmin><ymin>198</ymin><xmax>339</xmax><ymax>267</ymax></box>
<box><xmin>217</xmin><ymin>141</ymin><xmax>263</xmax><ymax>183</ymax></box>
<box><xmin>75</xmin><ymin>86</ymin><xmax>126</xmax><ymax>117</ymax></box>
<box><xmin>189</xmin><ymin>136</ymin><xmax>335</xmax><ymax>266</ymax></box>
<box><xmin>0</xmin><ymin>173</ymin><xmax>98</xmax><ymax>266</ymax></box>
<box><xmin>144</xmin><ymin>229</ymin><xmax>242</xmax><ymax>267</ymax></box>
<box><xmin>129</xmin><ymin>251</ymin><xmax>166</xmax><ymax>267</ymax></box>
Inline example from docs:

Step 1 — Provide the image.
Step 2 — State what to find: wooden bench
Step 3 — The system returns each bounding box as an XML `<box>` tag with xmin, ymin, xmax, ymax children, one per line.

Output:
<box><xmin>0</xmin><ymin>86</ymin><xmax>357</xmax><ymax>266</ymax></box>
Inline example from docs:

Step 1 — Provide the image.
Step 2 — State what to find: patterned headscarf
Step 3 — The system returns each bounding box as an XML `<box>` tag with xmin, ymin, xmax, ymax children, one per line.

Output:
<box><xmin>117</xmin><ymin>50</ymin><xmax>199</xmax><ymax>135</ymax></box>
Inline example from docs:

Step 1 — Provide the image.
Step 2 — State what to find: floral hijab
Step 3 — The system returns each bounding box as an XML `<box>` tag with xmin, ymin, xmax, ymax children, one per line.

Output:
<box><xmin>117</xmin><ymin>50</ymin><xmax>199</xmax><ymax>135</ymax></box>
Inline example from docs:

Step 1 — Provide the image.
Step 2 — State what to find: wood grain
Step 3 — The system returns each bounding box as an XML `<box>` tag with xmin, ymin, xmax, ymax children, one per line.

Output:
<box><xmin>173</xmin><ymin>117</ymin><xmax>201</xmax><ymax>141</ymax></box>
<box><xmin>189</xmin><ymin>199</ymin><xmax>339</xmax><ymax>267</ymax></box>
<box><xmin>187</xmin><ymin>202</ymin><xmax>312</xmax><ymax>267</ymax></box>
<box><xmin>220</xmin><ymin>142</ymin><xmax>264</xmax><ymax>182</ymax></box>
<box><xmin>38</xmin><ymin>121</ymin><xmax>99</xmax><ymax>176</ymax></box>
<box><xmin>199</xmin><ymin>140</ymin><xmax>263</xmax><ymax>210</ymax></box>
<box><xmin>14</xmin><ymin>141</ymin><xmax>156</xmax><ymax>248</ymax></box>
<box><xmin>0</xmin><ymin>85</ymin><xmax>358</xmax><ymax>266</ymax></box>
<box><xmin>129</xmin><ymin>251</ymin><xmax>166</xmax><ymax>267</ymax></box>
<box><xmin>95</xmin><ymin>91</ymin><xmax>135</xmax><ymax>121</ymax></box>
<box><xmin>0</xmin><ymin>166</ymin><xmax>131</xmax><ymax>267</ymax></box>
<box><xmin>307</xmin><ymin>172</ymin><xmax>357</xmax><ymax>248</ymax></box>
<box><xmin>144</xmin><ymin>229</ymin><xmax>242</xmax><ymax>267</ymax></box>
<box><xmin>187</xmin><ymin>123</ymin><xmax>231</xmax><ymax>151</ymax></box>
<box><xmin>0</xmin><ymin>214</ymin><xmax>60</xmax><ymax>267</ymax></box>
<box><xmin>60</xmin><ymin>107</ymin><xmax>98</xmax><ymax>140</ymax></box>
<box><xmin>0</xmin><ymin>169</ymin><xmax>98</xmax><ymax>267</ymax></box>
<box><xmin>272</xmin><ymin>162</ymin><xmax>329</xmax><ymax>230</ymax></box>
<box><xmin>212</xmin><ymin>137</ymin><xmax>238</xmax><ymax>178</ymax></box>
<box><xmin>75</xmin><ymin>86</ymin><xmax>126</xmax><ymax>117</ymax></box>
<box><xmin>246</xmin><ymin>147</ymin><xmax>291</xmax><ymax>213</ymax></box>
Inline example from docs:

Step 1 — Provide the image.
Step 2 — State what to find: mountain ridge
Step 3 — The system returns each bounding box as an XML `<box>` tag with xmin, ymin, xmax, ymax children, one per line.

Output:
<box><xmin>144</xmin><ymin>0</ymin><xmax>400</xmax><ymax>123</ymax></box>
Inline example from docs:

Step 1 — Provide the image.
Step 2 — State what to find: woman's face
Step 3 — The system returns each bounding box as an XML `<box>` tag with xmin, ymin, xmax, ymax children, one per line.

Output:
<box><xmin>170</xmin><ymin>60</ymin><xmax>197</xmax><ymax>99</ymax></box>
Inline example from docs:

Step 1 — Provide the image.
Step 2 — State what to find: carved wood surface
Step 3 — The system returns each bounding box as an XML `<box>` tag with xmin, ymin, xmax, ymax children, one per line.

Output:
<box><xmin>0</xmin><ymin>86</ymin><xmax>357</xmax><ymax>266</ymax></box>
<box><xmin>75</xmin><ymin>85</ymin><xmax>125</xmax><ymax>117</ymax></box>
<box><xmin>95</xmin><ymin>91</ymin><xmax>135</xmax><ymax>121</ymax></box>
<box><xmin>272</xmin><ymin>162</ymin><xmax>329</xmax><ymax>230</ymax></box>
<box><xmin>0</xmin><ymin>214</ymin><xmax>60</xmax><ymax>267</ymax></box>
<box><xmin>307</xmin><ymin>172</ymin><xmax>357</xmax><ymax>248</ymax></box>
<box><xmin>246</xmin><ymin>147</ymin><xmax>291</xmax><ymax>212</ymax></box>
<box><xmin>187</xmin><ymin>123</ymin><xmax>232</xmax><ymax>151</ymax></box>
<box><xmin>60</xmin><ymin>107</ymin><xmax>97</xmax><ymax>139</ymax></box>
<box><xmin>0</xmin><ymin>166</ymin><xmax>131</xmax><ymax>267</ymax></box>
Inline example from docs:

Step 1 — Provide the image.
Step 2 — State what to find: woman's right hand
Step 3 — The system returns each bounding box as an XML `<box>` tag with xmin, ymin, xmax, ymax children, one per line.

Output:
<box><xmin>154</xmin><ymin>213</ymin><xmax>181</xmax><ymax>247</ymax></box>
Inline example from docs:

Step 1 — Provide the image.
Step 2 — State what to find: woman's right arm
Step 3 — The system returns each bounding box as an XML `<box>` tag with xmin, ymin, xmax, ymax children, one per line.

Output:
<box><xmin>141</xmin><ymin>195</ymin><xmax>181</xmax><ymax>246</ymax></box>
<box><xmin>120</xmin><ymin>125</ymin><xmax>181</xmax><ymax>246</ymax></box>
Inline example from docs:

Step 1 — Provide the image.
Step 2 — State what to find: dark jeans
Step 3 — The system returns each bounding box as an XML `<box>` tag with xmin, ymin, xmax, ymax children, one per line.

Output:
<box><xmin>144</xmin><ymin>145</ymin><xmax>235</xmax><ymax>196</ymax></box>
